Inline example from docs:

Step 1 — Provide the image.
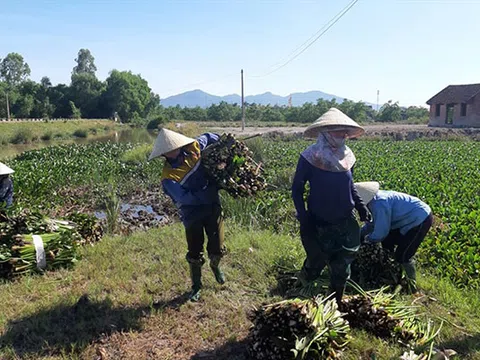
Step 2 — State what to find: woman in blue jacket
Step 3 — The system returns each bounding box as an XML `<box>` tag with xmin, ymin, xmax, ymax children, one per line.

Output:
<box><xmin>0</xmin><ymin>162</ymin><xmax>14</xmax><ymax>208</ymax></box>
<box><xmin>292</xmin><ymin>108</ymin><xmax>370</xmax><ymax>305</ymax></box>
<box><xmin>149</xmin><ymin>128</ymin><xmax>225</xmax><ymax>302</ymax></box>
<box><xmin>355</xmin><ymin>181</ymin><xmax>433</xmax><ymax>292</ymax></box>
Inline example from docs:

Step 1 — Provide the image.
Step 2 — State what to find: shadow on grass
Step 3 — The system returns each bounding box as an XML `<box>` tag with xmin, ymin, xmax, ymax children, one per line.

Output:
<box><xmin>0</xmin><ymin>290</ymin><xmax>196</xmax><ymax>358</ymax></box>
<box><xmin>190</xmin><ymin>338</ymin><xmax>250</xmax><ymax>360</ymax></box>
<box><xmin>151</xmin><ymin>291</ymin><xmax>191</xmax><ymax>311</ymax></box>
<box><xmin>437</xmin><ymin>332</ymin><xmax>480</xmax><ymax>358</ymax></box>
<box><xmin>0</xmin><ymin>294</ymin><xmax>143</xmax><ymax>358</ymax></box>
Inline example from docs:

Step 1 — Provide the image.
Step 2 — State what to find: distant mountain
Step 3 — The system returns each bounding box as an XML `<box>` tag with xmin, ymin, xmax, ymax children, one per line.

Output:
<box><xmin>160</xmin><ymin>89</ymin><xmax>376</xmax><ymax>108</ymax></box>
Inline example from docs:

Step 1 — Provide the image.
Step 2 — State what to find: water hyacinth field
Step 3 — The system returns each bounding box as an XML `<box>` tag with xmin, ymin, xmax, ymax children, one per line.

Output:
<box><xmin>4</xmin><ymin>138</ymin><xmax>480</xmax><ymax>288</ymax></box>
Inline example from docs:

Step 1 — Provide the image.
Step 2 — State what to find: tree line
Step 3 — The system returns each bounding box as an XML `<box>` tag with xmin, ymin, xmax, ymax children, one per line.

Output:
<box><xmin>0</xmin><ymin>50</ymin><xmax>161</xmax><ymax>124</ymax></box>
<box><xmin>163</xmin><ymin>99</ymin><xmax>428</xmax><ymax>124</ymax></box>
<box><xmin>0</xmin><ymin>49</ymin><xmax>428</xmax><ymax>125</ymax></box>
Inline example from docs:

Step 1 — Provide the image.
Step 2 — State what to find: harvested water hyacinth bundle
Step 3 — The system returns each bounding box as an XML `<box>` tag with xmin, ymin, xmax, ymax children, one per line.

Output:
<box><xmin>201</xmin><ymin>133</ymin><xmax>266</xmax><ymax>198</ymax></box>
<box><xmin>342</xmin><ymin>286</ymin><xmax>442</xmax><ymax>347</ymax></box>
<box><xmin>351</xmin><ymin>242</ymin><xmax>403</xmax><ymax>289</ymax></box>
<box><xmin>247</xmin><ymin>296</ymin><xmax>350</xmax><ymax>360</ymax></box>
<box><xmin>0</xmin><ymin>207</ymin><xmax>102</xmax><ymax>278</ymax></box>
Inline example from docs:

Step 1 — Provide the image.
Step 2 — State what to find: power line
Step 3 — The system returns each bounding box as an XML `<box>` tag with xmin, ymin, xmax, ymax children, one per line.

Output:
<box><xmin>249</xmin><ymin>0</ymin><xmax>359</xmax><ymax>79</ymax></box>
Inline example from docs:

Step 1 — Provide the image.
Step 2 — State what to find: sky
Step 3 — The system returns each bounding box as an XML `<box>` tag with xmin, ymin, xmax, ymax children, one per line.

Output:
<box><xmin>1</xmin><ymin>0</ymin><xmax>479</xmax><ymax>107</ymax></box>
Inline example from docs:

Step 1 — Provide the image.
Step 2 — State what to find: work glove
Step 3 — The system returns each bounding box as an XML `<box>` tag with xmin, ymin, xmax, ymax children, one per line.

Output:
<box><xmin>360</xmin><ymin>224</ymin><xmax>371</xmax><ymax>244</ymax></box>
<box><xmin>357</xmin><ymin>205</ymin><xmax>372</xmax><ymax>222</ymax></box>
<box><xmin>360</xmin><ymin>234</ymin><xmax>370</xmax><ymax>245</ymax></box>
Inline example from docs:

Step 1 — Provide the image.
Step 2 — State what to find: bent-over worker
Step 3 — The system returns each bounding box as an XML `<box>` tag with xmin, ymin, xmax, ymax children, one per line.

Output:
<box><xmin>355</xmin><ymin>181</ymin><xmax>433</xmax><ymax>292</ymax></box>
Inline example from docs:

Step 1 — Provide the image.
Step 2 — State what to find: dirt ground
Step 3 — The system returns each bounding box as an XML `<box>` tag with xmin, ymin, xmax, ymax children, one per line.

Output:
<box><xmin>209</xmin><ymin>124</ymin><xmax>480</xmax><ymax>141</ymax></box>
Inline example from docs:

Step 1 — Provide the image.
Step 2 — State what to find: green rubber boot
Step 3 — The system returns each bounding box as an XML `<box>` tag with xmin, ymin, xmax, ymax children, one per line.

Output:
<box><xmin>188</xmin><ymin>262</ymin><xmax>203</xmax><ymax>302</ymax></box>
<box><xmin>402</xmin><ymin>261</ymin><xmax>417</xmax><ymax>293</ymax></box>
<box><xmin>209</xmin><ymin>255</ymin><xmax>225</xmax><ymax>285</ymax></box>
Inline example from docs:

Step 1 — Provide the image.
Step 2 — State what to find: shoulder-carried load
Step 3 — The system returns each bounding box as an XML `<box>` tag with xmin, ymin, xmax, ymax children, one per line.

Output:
<box><xmin>201</xmin><ymin>133</ymin><xmax>266</xmax><ymax>198</ymax></box>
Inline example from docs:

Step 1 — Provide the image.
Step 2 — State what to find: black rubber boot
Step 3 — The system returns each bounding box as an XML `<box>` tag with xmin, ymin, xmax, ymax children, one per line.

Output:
<box><xmin>209</xmin><ymin>255</ymin><xmax>225</xmax><ymax>285</ymax></box>
<box><xmin>328</xmin><ymin>285</ymin><xmax>346</xmax><ymax>309</ymax></box>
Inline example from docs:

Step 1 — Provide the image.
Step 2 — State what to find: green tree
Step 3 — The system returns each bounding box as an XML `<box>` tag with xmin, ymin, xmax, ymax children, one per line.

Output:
<box><xmin>316</xmin><ymin>98</ymin><xmax>329</xmax><ymax>116</ymax></box>
<box><xmin>404</xmin><ymin>106</ymin><xmax>429</xmax><ymax>123</ymax></box>
<box><xmin>70</xmin><ymin>73</ymin><xmax>105</xmax><ymax>118</ymax></box>
<box><xmin>49</xmin><ymin>84</ymin><xmax>72</xmax><ymax>118</ymax></box>
<box><xmin>103</xmin><ymin>70</ymin><xmax>159</xmax><ymax>123</ymax></box>
<box><xmin>40</xmin><ymin>76</ymin><xmax>52</xmax><ymax>88</ymax></box>
<box><xmin>298</xmin><ymin>102</ymin><xmax>321</xmax><ymax>123</ymax></box>
<box><xmin>164</xmin><ymin>105</ymin><xmax>182</xmax><ymax>121</ymax></box>
<box><xmin>284</xmin><ymin>106</ymin><xmax>300</xmax><ymax>122</ymax></box>
<box><xmin>69</xmin><ymin>101</ymin><xmax>81</xmax><ymax>119</ymax></box>
<box><xmin>0</xmin><ymin>53</ymin><xmax>31</xmax><ymax>86</ymax></box>
<box><xmin>207</xmin><ymin>101</ymin><xmax>237</xmax><ymax>121</ymax></box>
<box><xmin>245</xmin><ymin>103</ymin><xmax>262</xmax><ymax>122</ymax></box>
<box><xmin>11</xmin><ymin>80</ymin><xmax>40</xmax><ymax>118</ymax></box>
<box><xmin>72</xmin><ymin>49</ymin><xmax>97</xmax><ymax>76</ymax></box>
<box><xmin>378</xmin><ymin>100</ymin><xmax>402</xmax><ymax>122</ymax></box>
<box><xmin>260</xmin><ymin>106</ymin><xmax>285</xmax><ymax>122</ymax></box>
<box><xmin>0</xmin><ymin>53</ymin><xmax>31</xmax><ymax>119</ymax></box>
<box><xmin>182</xmin><ymin>106</ymin><xmax>207</xmax><ymax>121</ymax></box>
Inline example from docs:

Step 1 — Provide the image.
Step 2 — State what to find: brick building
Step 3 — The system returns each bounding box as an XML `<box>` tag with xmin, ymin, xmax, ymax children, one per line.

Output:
<box><xmin>427</xmin><ymin>83</ymin><xmax>480</xmax><ymax>127</ymax></box>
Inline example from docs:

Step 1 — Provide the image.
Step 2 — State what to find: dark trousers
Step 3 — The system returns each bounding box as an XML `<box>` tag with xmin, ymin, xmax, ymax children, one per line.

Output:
<box><xmin>300</xmin><ymin>213</ymin><xmax>360</xmax><ymax>289</ymax></box>
<box><xmin>382</xmin><ymin>213</ymin><xmax>433</xmax><ymax>263</ymax></box>
<box><xmin>185</xmin><ymin>204</ymin><xmax>225</xmax><ymax>263</ymax></box>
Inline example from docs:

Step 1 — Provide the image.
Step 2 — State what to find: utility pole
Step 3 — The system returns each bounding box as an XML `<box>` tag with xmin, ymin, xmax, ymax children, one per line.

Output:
<box><xmin>241</xmin><ymin>69</ymin><xmax>245</xmax><ymax>131</ymax></box>
<box><xmin>6</xmin><ymin>92</ymin><xmax>10</xmax><ymax>120</ymax></box>
<box><xmin>376</xmin><ymin>90</ymin><xmax>380</xmax><ymax>112</ymax></box>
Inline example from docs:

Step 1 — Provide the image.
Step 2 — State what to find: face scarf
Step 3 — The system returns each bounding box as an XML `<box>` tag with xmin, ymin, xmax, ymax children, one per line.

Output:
<box><xmin>301</xmin><ymin>132</ymin><xmax>356</xmax><ymax>172</ymax></box>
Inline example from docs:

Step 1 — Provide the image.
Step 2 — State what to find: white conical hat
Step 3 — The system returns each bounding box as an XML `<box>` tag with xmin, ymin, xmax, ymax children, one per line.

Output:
<box><xmin>148</xmin><ymin>128</ymin><xmax>195</xmax><ymax>161</ymax></box>
<box><xmin>355</xmin><ymin>182</ymin><xmax>380</xmax><ymax>204</ymax></box>
<box><xmin>0</xmin><ymin>162</ymin><xmax>14</xmax><ymax>175</ymax></box>
<box><xmin>304</xmin><ymin>107</ymin><xmax>365</xmax><ymax>139</ymax></box>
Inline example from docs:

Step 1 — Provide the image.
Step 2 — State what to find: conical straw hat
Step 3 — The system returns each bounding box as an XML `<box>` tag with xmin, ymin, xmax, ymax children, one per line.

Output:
<box><xmin>0</xmin><ymin>162</ymin><xmax>14</xmax><ymax>175</ymax></box>
<box><xmin>148</xmin><ymin>128</ymin><xmax>195</xmax><ymax>161</ymax></box>
<box><xmin>355</xmin><ymin>182</ymin><xmax>380</xmax><ymax>204</ymax></box>
<box><xmin>304</xmin><ymin>108</ymin><xmax>365</xmax><ymax>139</ymax></box>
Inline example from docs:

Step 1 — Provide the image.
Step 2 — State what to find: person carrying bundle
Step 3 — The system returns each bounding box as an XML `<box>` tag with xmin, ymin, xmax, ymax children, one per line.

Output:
<box><xmin>0</xmin><ymin>162</ymin><xmax>14</xmax><ymax>208</ymax></box>
<box><xmin>355</xmin><ymin>182</ymin><xmax>433</xmax><ymax>293</ymax></box>
<box><xmin>149</xmin><ymin>128</ymin><xmax>226</xmax><ymax>302</ymax></box>
<box><xmin>292</xmin><ymin>108</ymin><xmax>371</xmax><ymax>305</ymax></box>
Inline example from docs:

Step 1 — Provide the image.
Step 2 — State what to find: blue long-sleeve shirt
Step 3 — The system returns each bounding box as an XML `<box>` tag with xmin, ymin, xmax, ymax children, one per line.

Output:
<box><xmin>161</xmin><ymin>132</ymin><xmax>220</xmax><ymax>226</ymax></box>
<box><xmin>0</xmin><ymin>176</ymin><xmax>13</xmax><ymax>207</ymax></box>
<box><xmin>363</xmin><ymin>190</ymin><xmax>431</xmax><ymax>242</ymax></box>
<box><xmin>292</xmin><ymin>155</ymin><xmax>363</xmax><ymax>224</ymax></box>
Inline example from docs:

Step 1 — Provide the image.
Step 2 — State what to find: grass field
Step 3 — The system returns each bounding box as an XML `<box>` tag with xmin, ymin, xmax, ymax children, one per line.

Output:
<box><xmin>0</xmin><ymin>120</ymin><xmax>121</xmax><ymax>145</ymax></box>
<box><xmin>0</xmin><ymin>224</ymin><xmax>479</xmax><ymax>359</ymax></box>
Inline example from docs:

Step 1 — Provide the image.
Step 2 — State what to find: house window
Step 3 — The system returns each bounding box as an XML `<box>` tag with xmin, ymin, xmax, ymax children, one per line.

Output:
<box><xmin>435</xmin><ymin>104</ymin><xmax>441</xmax><ymax>117</ymax></box>
<box><xmin>461</xmin><ymin>103</ymin><xmax>467</xmax><ymax>117</ymax></box>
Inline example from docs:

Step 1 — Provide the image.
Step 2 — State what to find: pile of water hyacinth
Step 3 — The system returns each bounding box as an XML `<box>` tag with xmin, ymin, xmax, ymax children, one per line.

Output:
<box><xmin>0</xmin><ymin>208</ymin><xmax>103</xmax><ymax>278</ymax></box>
<box><xmin>351</xmin><ymin>242</ymin><xmax>404</xmax><ymax>289</ymax></box>
<box><xmin>247</xmin><ymin>296</ymin><xmax>349</xmax><ymax>360</ymax></box>
<box><xmin>202</xmin><ymin>133</ymin><xmax>266</xmax><ymax>197</ymax></box>
<box><xmin>247</xmin><ymin>287</ymin><xmax>442</xmax><ymax>360</ymax></box>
